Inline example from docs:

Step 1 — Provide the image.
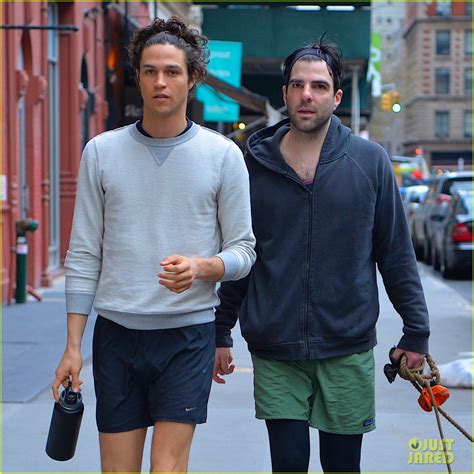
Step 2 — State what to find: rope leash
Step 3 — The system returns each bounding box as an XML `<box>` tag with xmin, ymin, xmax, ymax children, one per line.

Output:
<box><xmin>385</xmin><ymin>352</ymin><xmax>473</xmax><ymax>474</ymax></box>
<box><xmin>397</xmin><ymin>354</ymin><xmax>473</xmax><ymax>443</ymax></box>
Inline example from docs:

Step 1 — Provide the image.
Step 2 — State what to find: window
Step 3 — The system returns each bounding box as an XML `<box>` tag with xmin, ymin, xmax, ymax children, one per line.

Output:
<box><xmin>48</xmin><ymin>2</ymin><xmax>60</xmax><ymax>270</ymax></box>
<box><xmin>464</xmin><ymin>111</ymin><xmax>472</xmax><ymax>138</ymax></box>
<box><xmin>435</xmin><ymin>111</ymin><xmax>449</xmax><ymax>138</ymax></box>
<box><xmin>435</xmin><ymin>68</ymin><xmax>450</xmax><ymax>94</ymax></box>
<box><xmin>457</xmin><ymin>195</ymin><xmax>472</xmax><ymax>215</ymax></box>
<box><xmin>436</xmin><ymin>0</ymin><xmax>451</xmax><ymax>16</ymax></box>
<box><xmin>465</xmin><ymin>31</ymin><xmax>472</xmax><ymax>56</ymax></box>
<box><xmin>17</xmin><ymin>46</ymin><xmax>27</xmax><ymax>220</ymax></box>
<box><xmin>435</xmin><ymin>30</ymin><xmax>450</xmax><ymax>55</ymax></box>
<box><xmin>467</xmin><ymin>1</ymin><xmax>472</xmax><ymax>17</ymax></box>
<box><xmin>465</xmin><ymin>68</ymin><xmax>472</xmax><ymax>94</ymax></box>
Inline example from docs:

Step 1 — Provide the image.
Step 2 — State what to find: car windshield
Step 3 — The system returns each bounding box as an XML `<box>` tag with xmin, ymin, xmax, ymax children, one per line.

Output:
<box><xmin>450</xmin><ymin>181</ymin><xmax>473</xmax><ymax>194</ymax></box>
<box><xmin>460</xmin><ymin>194</ymin><xmax>473</xmax><ymax>214</ymax></box>
<box><xmin>443</xmin><ymin>177</ymin><xmax>473</xmax><ymax>195</ymax></box>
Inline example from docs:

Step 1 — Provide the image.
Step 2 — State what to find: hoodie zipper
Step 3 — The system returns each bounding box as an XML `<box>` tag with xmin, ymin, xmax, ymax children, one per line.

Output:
<box><xmin>303</xmin><ymin>164</ymin><xmax>322</xmax><ymax>360</ymax></box>
<box><xmin>283</xmin><ymin>172</ymin><xmax>312</xmax><ymax>360</ymax></box>
<box><xmin>303</xmin><ymin>190</ymin><xmax>313</xmax><ymax>359</ymax></box>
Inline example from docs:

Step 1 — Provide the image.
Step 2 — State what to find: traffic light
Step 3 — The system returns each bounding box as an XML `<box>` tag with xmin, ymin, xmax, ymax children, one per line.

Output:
<box><xmin>380</xmin><ymin>91</ymin><xmax>401</xmax><ymax>112</ymax></box>
<box><xmin>381</xmin><ymin>92</ymin><xmax>391</xmax><ymax>111</ymax></box>
<box><xmin>391</xmin><ymin>91</ymin><xmax>401</xmax><ymax>113</ymax></box>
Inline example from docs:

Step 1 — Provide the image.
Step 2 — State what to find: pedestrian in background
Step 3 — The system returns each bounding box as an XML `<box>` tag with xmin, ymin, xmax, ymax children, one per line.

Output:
<box><xmin>214</xmin><ymin>37</ymin><xmax>430</xmax><ymax>473</ymax></box>
<box><xmin>52</xmin><ymin>16</ymin><xmax>255</xmax><ymax>473</ymax></box>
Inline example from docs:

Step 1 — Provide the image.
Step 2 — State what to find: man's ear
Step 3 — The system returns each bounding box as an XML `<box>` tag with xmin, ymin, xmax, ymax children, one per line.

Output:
<box><xmin>282</xmin><ymin>85</ymin><xmax>287</xmax><ymax>106</ymax></box>
<box><xmin>333</xmin><ymin>88</ymin><xmax>343</xmax><ymax>110</ymax></box>
<box><xmin>135</xmin><ymin>70</ymin><xmax>140</xmax><ymax>87</ymax></box>
<box><xmin>189</xmin><ymin>70</ymin><xmax>199</xmax><ymax>90</ymax></box>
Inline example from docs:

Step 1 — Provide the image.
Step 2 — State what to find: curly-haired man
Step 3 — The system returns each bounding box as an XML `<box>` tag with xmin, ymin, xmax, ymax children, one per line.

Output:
<box><xmin>53</xmin><ymin>17</ymin><xmax>255</xmax><ymax>472</ymax></box>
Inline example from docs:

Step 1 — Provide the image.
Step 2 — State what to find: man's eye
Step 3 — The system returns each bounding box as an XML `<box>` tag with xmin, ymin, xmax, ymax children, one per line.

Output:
<box><xmin>144</xmin><ymin>70</ymin><xmax>154</xmax><ymax>75</ymax></box>
<box><xmin>168</xmin><ymin>70</ymin><xmax>178</xmax><ymax>76</ymax></box>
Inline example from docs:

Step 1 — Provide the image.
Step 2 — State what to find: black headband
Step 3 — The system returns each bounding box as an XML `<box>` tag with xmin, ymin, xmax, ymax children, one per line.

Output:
<box><xmin>283</xmin><ymin>48</ymin><xmax>329</xmax><ymax>85</ymax></box>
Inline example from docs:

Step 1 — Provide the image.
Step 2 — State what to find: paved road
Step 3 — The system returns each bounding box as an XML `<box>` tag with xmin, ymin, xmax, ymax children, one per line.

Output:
<box><xmin>419</xmin><ymin>261</ymin><xmax>472</xmax><ymax>304</ymax></box>
<box><xmin>2</xmin><ymin>267</ymin><xmax>472</xmax><ymax>472</ymax></box>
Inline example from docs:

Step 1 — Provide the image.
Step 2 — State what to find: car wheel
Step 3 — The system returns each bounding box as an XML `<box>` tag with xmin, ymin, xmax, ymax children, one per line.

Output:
<box><xmin>412</xmin><ymin>229</ymin><xmax>423</xmax><ymax>260</ymax></box>
<box><xmin>432</xmin><ymin>244</ymin><xmax>440</xmax><ymax>271</ymax></box>
<box><xmin>423</xmin><ymin>237</ymin><xmax>432</xmax><ymax>265</ymax></box>
<box><xmin>440</xmin><ymin>248</ymin><xmax>455</xmax><ymax>279</ymax></box>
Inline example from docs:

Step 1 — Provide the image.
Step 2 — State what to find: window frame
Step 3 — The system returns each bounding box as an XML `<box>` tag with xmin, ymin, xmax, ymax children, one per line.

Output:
<box><xmin>464</xmin><ymin>68</ymin><xmax>472</xmax><ymax>95</ymax></box>
<box><xmin>435</xmin><ymin>68</ymin><xmax>451</xmax><ymax>95</ymax></box>
<box><xmin>465</xmin><ymin>30</ymin><xmax>472</xmax><ymax>56</ymax></box>
<box><xmin>435</xmin><ymin>30</ymin><xmax>451</xmax><ymax>56</ymax></box>
<box><xmin>436</xmin><ymin>0</ymin><xmax>452</xmax><ymax>17</ymax></box>
<box><xmin>435</xmin><ymin>111</ymin><xmax>450</xmax><ymax>138</ymax></box>
<box><xmin>464</xmin><ymin>110</ymin><xmax>472</xmax><ymax>139</ymax></box>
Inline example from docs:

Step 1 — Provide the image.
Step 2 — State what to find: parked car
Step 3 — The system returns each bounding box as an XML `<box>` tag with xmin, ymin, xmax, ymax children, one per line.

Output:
<box><xmin>403</xmin><ymin>185</ymin><xmax>429</xmax><ymax>259</ymax></box>
<box><xmin>417</xmin><ymin>171</ymin><xmax>473</xmax><ymax>264</ymax></box>
<box><xmin>431</xmin><ymin>189</ymin><xmax>473</xmax><ymax>278</ymax></box>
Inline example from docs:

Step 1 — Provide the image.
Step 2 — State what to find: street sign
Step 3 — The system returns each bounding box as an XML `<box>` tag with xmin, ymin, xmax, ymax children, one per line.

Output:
<box><xmin>196</xmin><ymin>40</ymin><xmax>243</xmax><ymax>122</ymax></box>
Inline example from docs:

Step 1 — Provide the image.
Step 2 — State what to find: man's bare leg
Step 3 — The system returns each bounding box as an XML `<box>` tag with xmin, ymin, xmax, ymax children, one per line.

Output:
<box><xmin>150</xmin><ymin>421</ymin><xmax>196</xmax><ymax>472</ymax></box>
<box><xmin>99</xmin><ymin>427</ymin><xmax>148</xmax><ymax>473</ymax></box>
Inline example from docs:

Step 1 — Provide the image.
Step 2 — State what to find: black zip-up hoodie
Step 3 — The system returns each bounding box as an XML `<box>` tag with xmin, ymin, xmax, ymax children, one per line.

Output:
<box><xmin>215</xmin><ymin>116</ymin><xmax>430</xmax><ymax>360</ymax></box>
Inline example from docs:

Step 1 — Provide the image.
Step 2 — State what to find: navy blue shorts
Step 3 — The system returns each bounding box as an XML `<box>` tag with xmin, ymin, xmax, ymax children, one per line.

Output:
<box><xmin>92</xmin><ymin>316</ymin><xmax>215</xmax><ymax>433</ymax></box>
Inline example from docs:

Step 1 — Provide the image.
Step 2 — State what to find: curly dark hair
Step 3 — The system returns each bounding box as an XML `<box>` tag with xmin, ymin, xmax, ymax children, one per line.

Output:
<box><xmin>282</xmin><ymin>34</ymin><xmax>344</xmax><ymax>93</ymax></box>
<box><xmin>127</xmin><ymin>16</ymin><xmax>209</xmax><ymax>94</ymax></box>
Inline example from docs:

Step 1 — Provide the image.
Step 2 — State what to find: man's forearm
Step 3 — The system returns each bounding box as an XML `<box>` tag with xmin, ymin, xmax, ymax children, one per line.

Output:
<box><xmin>66</xmin><ymin>313</ymin><xmax>88</xmax><ymax>350</ymax></box>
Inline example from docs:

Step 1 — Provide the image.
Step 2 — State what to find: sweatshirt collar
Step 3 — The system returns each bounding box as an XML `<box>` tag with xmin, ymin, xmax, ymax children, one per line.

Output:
<box><xmin>129</xmin><ymin>120</ymin><xmax>200</xmax><ymax>147</ymax></box>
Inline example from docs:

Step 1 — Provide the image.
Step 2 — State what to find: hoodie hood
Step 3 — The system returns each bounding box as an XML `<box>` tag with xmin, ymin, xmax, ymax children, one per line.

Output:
<box><xmin>246</xmin><ymin>114</ymin><xmax>352</xmax><ymax>173</ymax></box>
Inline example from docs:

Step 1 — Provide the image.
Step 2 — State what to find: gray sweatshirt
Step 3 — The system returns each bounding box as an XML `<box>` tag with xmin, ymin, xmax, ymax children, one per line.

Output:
<box><xmin>65</xmin><ymin>122</ymin><xmax>256</xmax><ymax>330</ymax></box>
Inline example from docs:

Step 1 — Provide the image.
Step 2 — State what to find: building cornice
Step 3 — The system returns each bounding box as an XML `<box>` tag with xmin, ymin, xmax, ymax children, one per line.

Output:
<box><xmin>404</xmin><ymin>16</ymin><xmax>472</xmax><ymax>39</ymax></box>
<box><xmin>405</xmin><ymin>95</ymin><xmax>473</xmax><ymax>107</ymax></box>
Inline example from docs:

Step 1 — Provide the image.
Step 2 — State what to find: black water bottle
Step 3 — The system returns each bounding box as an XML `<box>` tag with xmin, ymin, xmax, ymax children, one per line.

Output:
<box><xmin>46</xmin><ymin>383</ymin><xmax>84</xmax><ymax>461</ymax></box>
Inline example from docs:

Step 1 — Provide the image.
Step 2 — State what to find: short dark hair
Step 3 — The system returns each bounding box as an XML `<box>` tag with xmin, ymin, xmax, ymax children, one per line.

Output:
<box><xmin>127</xmin><ymin>16</ymin><xmax>209</xmax><ymax>94</ymax></box>
<box><xmin>282</xmin><ymin>36</ymin><xmax>343</xmax><ymax>93</ymax></box>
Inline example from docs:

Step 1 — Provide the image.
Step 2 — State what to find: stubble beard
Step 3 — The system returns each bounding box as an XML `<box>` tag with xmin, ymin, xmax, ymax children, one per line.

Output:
<box><xmin>289</xmin><ymin>109</ymin><xmax>332</xmax><ymax>137</ymax></box>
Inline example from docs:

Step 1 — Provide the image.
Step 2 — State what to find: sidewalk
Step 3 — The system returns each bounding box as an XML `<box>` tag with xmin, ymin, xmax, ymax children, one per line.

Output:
<box><xmin>2</xmin><ymin>277</ymin><xmax>96</xmax><ymax>403</ymax></box>
<box><xmin>1</xmin><ymin>268</ymin><xmax>472</xmax><ymax>472</ymax></box>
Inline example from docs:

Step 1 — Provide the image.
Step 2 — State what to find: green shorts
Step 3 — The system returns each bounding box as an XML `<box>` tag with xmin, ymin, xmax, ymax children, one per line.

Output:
<box><xmin>252</xmin><ymin>350</ymin><xmax>376</xmax><ymax>435</ymax></box>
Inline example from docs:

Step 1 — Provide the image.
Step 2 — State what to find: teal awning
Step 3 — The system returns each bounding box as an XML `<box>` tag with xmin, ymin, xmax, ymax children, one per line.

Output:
<box><xmin>202</xmin><ymin>7</ymin><xmax>370</xmax><ymax>64</ymax></box>
<box><xmin>201</xmin><ymin>6</ymin><xmax>371</xmax><ymax>115</ymax></box>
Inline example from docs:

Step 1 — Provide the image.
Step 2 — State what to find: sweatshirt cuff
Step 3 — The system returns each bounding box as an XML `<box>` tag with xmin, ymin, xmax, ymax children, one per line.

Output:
<box><xmin>66</xmin><ymin>292</ymin><xmax>95</xmax><ymax>316</ymax></box>
<box><xmin>216</xmin><ymin>251</ymin><xmax>242</xmax><ymax>281</ymax></box>
<box><xmin>397</xmin><ymin>334</ymin><xmax>429</xmax><ymax>354</ymax></box>
<box><xmin>215</xmin><ymin>331</ymin><xmax>233</xmax><ymax>348</ymax></box>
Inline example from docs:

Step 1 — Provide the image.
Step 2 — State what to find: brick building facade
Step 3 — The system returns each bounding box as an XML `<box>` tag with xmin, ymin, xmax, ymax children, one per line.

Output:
<box><xmin>402</xmin><ymin>0</ymin><xmax>472</xmax><ymax>168</ymax></box>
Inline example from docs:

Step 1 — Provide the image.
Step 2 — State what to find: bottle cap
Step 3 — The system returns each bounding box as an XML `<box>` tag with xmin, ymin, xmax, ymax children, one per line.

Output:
<box><xmin>59</xmin><ymin>382</ymin><xmax>83</xmax><ymax>410</ymax></box>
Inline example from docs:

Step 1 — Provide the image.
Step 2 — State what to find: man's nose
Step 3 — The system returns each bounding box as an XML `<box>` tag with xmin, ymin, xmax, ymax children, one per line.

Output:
<box><xmin>154</xmin><ymin>73</ymin><xmax>166</xmax><ymax>87</ymax></box>
<box><xmin>301</xmin><ymin>84</ymin><xmax>313</xmax><ymax>101</ymax></box>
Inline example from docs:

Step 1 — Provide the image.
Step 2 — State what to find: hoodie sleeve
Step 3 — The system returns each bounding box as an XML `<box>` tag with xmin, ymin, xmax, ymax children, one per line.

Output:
<box><xmin>215</xmin><ymin>142</ymin><xmax>256</xmax><ymax>281</ymax></box>
<box><xmin>373</xmin><ymin>150</ymin><xmax>430</xmax><ymax>353</ymax></box>
<box><xmin>215</xmin><ymin>275</ymin><xmax>250</xmax><ymax>347</ymax></box>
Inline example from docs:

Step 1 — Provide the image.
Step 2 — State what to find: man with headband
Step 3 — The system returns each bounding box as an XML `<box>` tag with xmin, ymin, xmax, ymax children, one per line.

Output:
<box><xmin>214</xmin><ymin>38</ymin><xmax>430</xmax><ymax>473</ymax></box>
<box><xmin>52</xmin><ymin>17</ymin><xmax>255</xmax><ymax>472</ymax></box>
